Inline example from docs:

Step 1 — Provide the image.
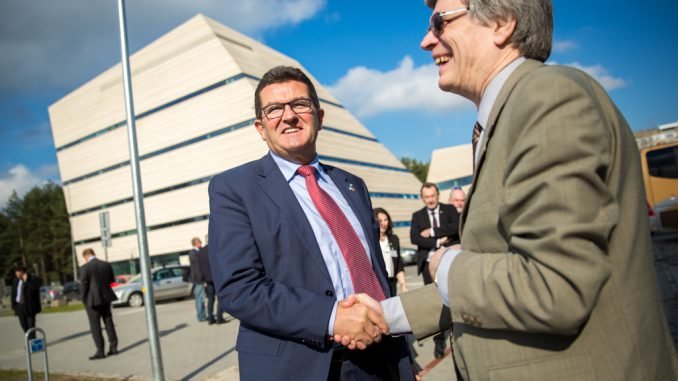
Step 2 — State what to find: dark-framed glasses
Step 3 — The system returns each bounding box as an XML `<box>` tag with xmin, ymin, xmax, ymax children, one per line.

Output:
<box><xmin>428</xmin><ymin>7</ymin><xmax>469</xmax><ymax>37</ymax></box>
<box><xmin>261</xmin><ymin>98</ymin><xmax>314</xmax><ymax>120</ymax></box>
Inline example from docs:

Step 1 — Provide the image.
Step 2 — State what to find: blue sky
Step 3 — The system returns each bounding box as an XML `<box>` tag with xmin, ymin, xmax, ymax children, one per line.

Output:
<box><xmin>1</xmin><ymin>0</ymin><xmax>677</xmax><ymax>205</ymax></box>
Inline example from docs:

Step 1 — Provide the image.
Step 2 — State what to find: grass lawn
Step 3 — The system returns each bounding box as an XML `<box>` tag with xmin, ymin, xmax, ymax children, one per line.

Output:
<box><xmin>0</xmin><ymin>369</ymin><xmax>122</xmax><ymax>381</ymax></box>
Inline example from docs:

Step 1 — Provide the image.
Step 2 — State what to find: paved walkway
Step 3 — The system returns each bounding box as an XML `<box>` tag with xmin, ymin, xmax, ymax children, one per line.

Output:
<box><xmin>1</xmin><ymin>234</ymin><xmax>675</xmax><ymax>380</ymax></box>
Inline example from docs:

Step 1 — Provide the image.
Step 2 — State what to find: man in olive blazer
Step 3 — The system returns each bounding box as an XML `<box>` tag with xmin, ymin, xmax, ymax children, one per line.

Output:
<box><xmin>366</xmin><ymin>1</ymin><xmax>678</xmax><ymax>380</ymax></box>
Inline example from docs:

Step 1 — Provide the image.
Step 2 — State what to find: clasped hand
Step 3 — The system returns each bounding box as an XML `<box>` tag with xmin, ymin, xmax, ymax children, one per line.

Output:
<box><xmin>332</xmin><ymin>293</ymin><xmax>388</xmax><ymax>350</ymax></box>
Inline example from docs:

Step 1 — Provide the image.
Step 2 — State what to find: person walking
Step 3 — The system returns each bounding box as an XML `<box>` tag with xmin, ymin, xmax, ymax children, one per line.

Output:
<box><xmin>80</xmin><ymin>248</ymin><xmax>119</xmax><ymax>360</ymax></box>
<box><xmin>11</xmin><ymin>265</ymin><xmax>41</xmax><ymax>340</ymax></box>
<box><xmin>188</xmin><ymin>237</ymin><xmax>207</xmax><ymax>322</ymax></box>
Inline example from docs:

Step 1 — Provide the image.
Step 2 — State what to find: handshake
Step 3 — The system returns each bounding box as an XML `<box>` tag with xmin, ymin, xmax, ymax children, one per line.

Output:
<box><xmin>332</xmin><ymin>293</ymin><xmax>388</xmax><ymax>350</ymax></box>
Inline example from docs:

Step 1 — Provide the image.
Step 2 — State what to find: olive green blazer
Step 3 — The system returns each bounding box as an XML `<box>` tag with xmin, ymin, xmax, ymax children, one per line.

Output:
<box><xmin>400</xmin><ymin>59</ymin><xmax>678</xmax><ymax>380</ymax></box>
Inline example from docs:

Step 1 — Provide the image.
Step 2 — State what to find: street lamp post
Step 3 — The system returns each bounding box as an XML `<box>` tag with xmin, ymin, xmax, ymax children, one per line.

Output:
<box><xmin>115</xmin><ymin>1</ymin><xmax>165</xmax><ymax>379</ymax></box>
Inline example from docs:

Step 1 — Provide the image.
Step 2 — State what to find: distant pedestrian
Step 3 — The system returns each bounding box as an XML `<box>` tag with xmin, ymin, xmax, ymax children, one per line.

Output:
<box><xmin>11</xmin><ymin>265</ymin><xmax>41</xmax><ymax>340</ymax></box>
<box><xmin>188</xmin><ymin>237</ymin><xmax>207</xmax><ymax>322</ymax></box>
<box><xmin>197</xmin><ymin>241</ymin><xmax>228</xmax><ymax>325</ymax></box>
<box><xmin>80</xmin><ymin>248</ymin><xmax>119</xmax><ymax>360</ymax></box>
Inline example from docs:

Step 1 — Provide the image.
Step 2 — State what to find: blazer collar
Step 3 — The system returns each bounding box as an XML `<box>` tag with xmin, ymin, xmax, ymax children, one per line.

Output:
<box><xmin>461</xmin><ymin>59</ymin><xmax>545</xmax><ymax>231</ymax></box>
<box><xmin>256</xmin><ymin>154</ymin><xmax>333</xmax><ymax>284</ymax></box>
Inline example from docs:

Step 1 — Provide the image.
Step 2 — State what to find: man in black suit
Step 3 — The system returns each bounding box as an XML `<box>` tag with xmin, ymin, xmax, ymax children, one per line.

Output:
<box><xmin>80</xmin><ymin>248</ymin><xmax>119</xmax><ymax>360</ymax></box>
<box><xmin>409</xmin><ymin>182</ymin><xmax>459</xmax><ymax>358</ymax></box>
<box><xmin>11</xmin><ymin>265</ymin><xmax>41</xmax><ymax>340</ymax></box>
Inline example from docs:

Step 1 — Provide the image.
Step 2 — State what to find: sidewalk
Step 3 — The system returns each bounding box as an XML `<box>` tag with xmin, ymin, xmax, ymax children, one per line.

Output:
<box><xmin>1</xmin><ymin>234</ymin><xmax>675</xmax><ymax>380</ymax></box>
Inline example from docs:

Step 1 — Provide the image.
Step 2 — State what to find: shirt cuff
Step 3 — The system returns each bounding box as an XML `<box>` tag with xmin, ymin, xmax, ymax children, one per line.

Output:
<box><xmin>327</xmin><ymin>300</ymin><xmax>338</xmax><ymax>336</ymax></box>
<box><xmin>380</xmin><ymin>296</ymin><xmax>412</xmax><ymax>335</ymax></box>
<box><xmin>435</xmin><ymin>249</ymin><xmax>461</xmax><ymax>307</ymax></box>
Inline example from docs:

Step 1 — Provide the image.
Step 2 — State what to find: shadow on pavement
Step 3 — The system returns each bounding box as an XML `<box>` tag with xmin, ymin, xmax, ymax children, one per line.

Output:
<box><xmin>48</xmin><ymin>330</ymin><xmax>92</xmax><ymax>347</ymax></box>
<box><xmin>181</xmin><ymin>346</ymin><xmax>236</xmax><ymax>381</ymax></box>
<box><xmin>118</xmin><ymin>323</ymin><xmax>188</xmax><ymax>353</ymax></box>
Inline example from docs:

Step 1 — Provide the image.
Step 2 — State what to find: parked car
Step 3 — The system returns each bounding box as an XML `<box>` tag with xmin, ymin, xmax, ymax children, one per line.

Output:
<box><xmin>110</xmin><ymin>274</ymin><xmax>131</xmax><ymax>288</ymax></box>
<box><xmin>112</xmin><ymin>266</ymin><xmax>191</xmax><ymax>308</ymax></box>
<box><xmin>40</xmin><ymin>285</ymin><xmax>62</xmax><ymax>305</ymax></box>
<box><xmin>62</xmin><ymin>281</ymin><xmax>81</xmax><ymax>301</ymax></box>
<box><xmin>650</xmin><ymin>195</ymin><xmax>678</xmax><ymax>233</ymax></box>
<box><xmin>400</xmin><ymin>247</ymin><xmax>417</xmax><ymax>266</ymax></box>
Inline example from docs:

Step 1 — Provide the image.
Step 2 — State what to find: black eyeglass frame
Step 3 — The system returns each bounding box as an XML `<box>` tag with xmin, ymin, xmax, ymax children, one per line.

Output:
<box><xmin>260</xmin><ymin>98</ymin><xmax>315</xmax><ymax>120</ymax></box>
<box><xmin>428</xmin><ymin>7</ymin><xmax>470</xmax><ymax>37</ymax></box>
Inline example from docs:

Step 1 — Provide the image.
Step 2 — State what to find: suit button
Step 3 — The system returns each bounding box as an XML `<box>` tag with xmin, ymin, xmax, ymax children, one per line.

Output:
<box><xmin>325</xmin><ymin>290</ymin><xmax>334</xmax><ymax>297</ymax></box>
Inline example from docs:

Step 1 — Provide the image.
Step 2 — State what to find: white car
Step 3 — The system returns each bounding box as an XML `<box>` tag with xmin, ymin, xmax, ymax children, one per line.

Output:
<box><xmin>112</xmin><ymin>265</ymin><xmax>192</xmax><ymax>307</ymax></box>
<box><xmin>650</xmin><ymin>196</ymin><xmax>678</xmax><ymax>233</ymax></box>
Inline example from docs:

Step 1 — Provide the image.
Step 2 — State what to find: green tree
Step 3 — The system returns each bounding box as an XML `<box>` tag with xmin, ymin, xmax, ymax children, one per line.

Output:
<box><xmin>401</xmin><ymin>157</ymin><xmax>430</xmax><ymax>183</ymax></box>
<box><xmin>1</xmin><ymin>184</ymin><xmax>73</xmax><ymax>285</ymax></box>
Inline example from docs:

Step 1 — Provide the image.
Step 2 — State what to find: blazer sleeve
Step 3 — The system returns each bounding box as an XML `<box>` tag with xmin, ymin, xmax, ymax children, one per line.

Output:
<box><xmin>208</xmin><ymin>174</ymin><xmax>335</xmax><ymax>346</ymax></box>
<box><xmin>80</xmin><ymin>265</ymin><xmax>89</xmax><ymax>302</ymax></box>
<box><xmin>410</xmin><ymin>211</ymin><xmax>438</xmax><ymax>249</ymax></box>
<box><xmin>390</xmin><ymin>235</ymin><xmax>404</xmax><ymax>274</ymax></box>
<box><xmin>432</xmin><ymin>205</ymin><xmax>459</xmax><ymax>240</ymax></box>
<box><xmin>448</xmin><ymin>70</ymin><xmax>616</xmax><ymax>335</ymax></box>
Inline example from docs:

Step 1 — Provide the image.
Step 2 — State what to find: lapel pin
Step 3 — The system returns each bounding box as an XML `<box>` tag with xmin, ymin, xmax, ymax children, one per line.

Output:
<box><xmin>348</xmin><ymin>184</ymin><xmax>356</xmax><ymax>192</ymax></box>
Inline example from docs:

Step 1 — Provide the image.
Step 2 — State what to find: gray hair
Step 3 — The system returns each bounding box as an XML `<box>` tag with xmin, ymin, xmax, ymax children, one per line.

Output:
<box><xmin>425</xmin><ymin>0</ymin><xmax>552</xmax><ymax>62</ymax></box>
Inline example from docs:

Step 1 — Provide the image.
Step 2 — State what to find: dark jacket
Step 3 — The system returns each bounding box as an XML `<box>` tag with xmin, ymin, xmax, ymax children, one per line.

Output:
<box><xmin>80</xmin><ymin>257</ymin><xmax>117</xmax><ymax>307</ymax></box>
<box><xmin>188</xmin><ymin>248</ymin><xmax>205</xmax><ymax>284</ymax></box>
<box><xmin>11</xmin><ymin>274</ymin><xmax>41</xmax><ymax>316</ymax></box>
<box><xmin>385</xmin><ymin>233</ymin><xmax>405</xmax><ymax>277</ymax></box>
<box><xmin>197</xmin><ymin>245</ymin><xmax>213</xmax><ymax>283</ymax></box>
<box><xmin>410</xmin><ymin>202</ymin><xmax>460</xmax><ymax>274</ymax></box>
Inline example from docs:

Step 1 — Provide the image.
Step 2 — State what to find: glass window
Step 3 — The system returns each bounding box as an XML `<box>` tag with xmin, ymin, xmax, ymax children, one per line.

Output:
<box><xmin>647</xmin><ymin>146</ymin><xmax>678</xmax><ymax>179</ymax></box>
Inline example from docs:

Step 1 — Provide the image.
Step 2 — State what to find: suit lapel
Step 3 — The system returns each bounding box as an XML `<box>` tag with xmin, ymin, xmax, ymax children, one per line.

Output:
<box><xmin>257</xmin><ymin>155</ymin><xmax>332</xmax><ymax>284</ymax></box>
<box><xmin>461</xmin><ymin>59</ymin><xmax>544</xmax><ymax>232</ymax></box>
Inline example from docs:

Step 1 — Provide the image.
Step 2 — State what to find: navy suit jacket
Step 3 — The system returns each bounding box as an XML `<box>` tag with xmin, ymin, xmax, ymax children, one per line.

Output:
<box><xmin>208</xmin><ymin>154</ymin><xmax>413</xmax><ymax>380</ymax></box>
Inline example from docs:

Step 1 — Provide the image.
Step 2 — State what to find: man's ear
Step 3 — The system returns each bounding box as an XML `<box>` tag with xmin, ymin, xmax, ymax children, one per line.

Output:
<box><xmin>492</xmin><ymin>15</ymin><xmax>516</xmax><ymax>47</ymax></box>
<box><xmin>317</xmin><ymin>108</ymin><xmax>324</xmax><ymax>129</ymax></box>
<box><xmin>254</xmin><ymin>119</ymin><xmax>266</xmax><ymax>141</ymax></box>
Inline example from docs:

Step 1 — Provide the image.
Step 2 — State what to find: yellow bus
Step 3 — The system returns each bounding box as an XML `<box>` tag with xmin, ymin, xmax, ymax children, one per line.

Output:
<box><xmin>640</xmin><ymin>141</ymin><xmax>678</xmax><ymax>232</ymax></box>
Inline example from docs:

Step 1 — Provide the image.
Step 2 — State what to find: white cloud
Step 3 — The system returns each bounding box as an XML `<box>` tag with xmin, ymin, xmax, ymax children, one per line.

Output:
<box><xmin>556</xmin><ymin>61</ymin><xmax>627</xmax><ymax>90</ymax></box>
<box><xmin>326</xmin><ymin>56</ymin><xmax>472</xmax><ymax>118</ymax></box>
<box><xmin>552</xmin><ymin>39</ymin><xmax>578</xmax><ymax>53</ymax></box>
<box><xmin>0</xmin><ymin>165</ymin><xmax>46</xmax><ymax>208</ymax></box>
<box><xmin>0</xmin><ymin>0</ymin><xmax>326</xmax><ymax>93</ymax></box>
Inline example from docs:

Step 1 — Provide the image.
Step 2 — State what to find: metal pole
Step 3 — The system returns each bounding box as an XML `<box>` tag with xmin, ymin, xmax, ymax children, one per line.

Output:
<box><xmin>115</xmin><ymin>1</ymin><xmax>164</xmax><ymax>379</ymax></box>
<box><xmin>64</xmin><ymin>187</ymin><xmax>78</xmax><ymax>281</ymax></box>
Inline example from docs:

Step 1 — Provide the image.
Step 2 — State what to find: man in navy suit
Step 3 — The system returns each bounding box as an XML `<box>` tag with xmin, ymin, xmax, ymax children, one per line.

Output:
<box><xmin>208</xmin><ymin>66</ymin><xmax>414</xmax><ymax>380</ymax></box>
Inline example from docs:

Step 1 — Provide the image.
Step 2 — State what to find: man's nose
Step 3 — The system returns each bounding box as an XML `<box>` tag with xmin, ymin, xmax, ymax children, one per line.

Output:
<box><xmin>281</xmin><ymin>104</ymin><xmax>298</xmax><ymax>121</ymax></box>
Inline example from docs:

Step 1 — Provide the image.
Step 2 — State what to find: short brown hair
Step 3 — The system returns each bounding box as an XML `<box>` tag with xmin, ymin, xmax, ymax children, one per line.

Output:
<box><xmin>254</xmin><ymin>66</ymin><xmax>320</xmax><ymax>119</ymax></box>
<box><xmin>82</xmin><ymin>248</ymin><xmax>95</xmax><ymax>257</ymax></box>
<box><xmin>420</xmin><ymin>182</ymin><xmax>439</xmax><ymax>195</ymax></box>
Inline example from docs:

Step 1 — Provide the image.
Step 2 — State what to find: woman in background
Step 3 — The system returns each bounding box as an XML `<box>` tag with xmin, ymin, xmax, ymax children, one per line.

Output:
<box><xmin>373</xmin><ymin>207</ymin><xmax>407</xmax><ymax>295</ymax></box>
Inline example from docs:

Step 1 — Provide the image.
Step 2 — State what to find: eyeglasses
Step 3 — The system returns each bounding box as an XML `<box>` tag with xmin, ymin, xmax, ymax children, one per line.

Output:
<box><xmin>428</xmin><ymin>7</ymin><xmax>469</xmax><ymax>37</ymax></box>
<box><xmin>260</xmin><ymin>98</ymin><xmax>314</xmax><ymax>120</ymax></box>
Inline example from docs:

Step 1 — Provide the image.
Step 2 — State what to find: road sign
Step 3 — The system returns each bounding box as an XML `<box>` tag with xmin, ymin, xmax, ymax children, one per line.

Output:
<box><xmin>99</xmin><ymin>211</ymin><xmax>111</xmax><ymax>248</ymax></box>
<box><xmin>29</xmin><ymin>338</ymin><xmax>45</xmax><ymax>353</ymax></box>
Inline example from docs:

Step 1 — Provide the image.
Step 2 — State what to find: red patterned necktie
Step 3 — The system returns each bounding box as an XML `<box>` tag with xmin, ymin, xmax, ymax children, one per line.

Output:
<box><xmin>472</xmin><ymin>121</ymin><xmax>483</xmax><ymax>171</ymax></box>
<box><xmin>297</xmin><ymin>165</ymin><xmax>386</xmax><ymax>301</ymax></box>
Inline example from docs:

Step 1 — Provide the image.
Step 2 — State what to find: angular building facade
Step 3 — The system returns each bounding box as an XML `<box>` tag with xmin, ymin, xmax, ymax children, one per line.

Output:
<box><xmin>48</xmin><ymin>15</ymin><xmax>422</xmax><ymax>273</ymax></box>
<box><xmin>427</xmin><ymin>144</ymin><xmax>473</xmax><ymax>202</ymax></box>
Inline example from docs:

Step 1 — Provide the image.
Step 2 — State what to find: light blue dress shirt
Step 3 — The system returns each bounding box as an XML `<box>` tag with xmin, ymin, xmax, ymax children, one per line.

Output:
<box><xmin>270</xmin><ymin>151</ymin><xmax>373</xmax><ymax>335</ymax></box>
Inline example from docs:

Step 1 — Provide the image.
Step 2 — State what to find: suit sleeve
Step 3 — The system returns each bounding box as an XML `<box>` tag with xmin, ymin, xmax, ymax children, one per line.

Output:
<box><xmin>80</xmin><ymin>265</ymin><xmax>89</xmax><ymax>302</ymax></box>
<box><xmin>208</xmin><ymin>175</ymin><xmax>335</xmax><ymax>345</ymax></box>
<box><xmin>448</xmin><ymin>70</ymin><xmax>616</xmax><ymax>335</ymax></box>
<box><xmin>433</xmin><ymin>205</ymin><xmax>459</xmax><ymax>240</ymax></box>
<box><xmin>410</xmin><ymin>212</ymin><xmax>437</xmax><ymax>249</ymax></box>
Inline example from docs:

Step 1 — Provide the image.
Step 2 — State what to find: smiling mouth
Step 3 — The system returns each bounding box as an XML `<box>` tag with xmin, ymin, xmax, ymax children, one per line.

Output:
<box><xmin>282</xmin><ymin>127</ymin><xmax>301</xmax><ymax>134</ymax></box>
<box><xmin>434</xmin><ymin>56</ymin><xmax>450</xmax><ymax>65</ymax></box>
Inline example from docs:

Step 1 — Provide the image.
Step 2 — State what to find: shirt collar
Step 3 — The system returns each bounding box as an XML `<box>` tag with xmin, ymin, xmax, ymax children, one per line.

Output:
<box><xmin>269</xmin><ymin>151</ymin><xmax>322</xmax><ymax>182</ymax></box>
<box><xmin>477</xmin><ymin>56</ymin><xmax>526</xmax><ymax>128</ymax></box>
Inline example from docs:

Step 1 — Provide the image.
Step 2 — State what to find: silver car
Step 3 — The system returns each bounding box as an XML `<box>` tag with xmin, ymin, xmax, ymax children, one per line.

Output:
<box><xmin>112</xmin><ymin>265</ymin><xmax>192</xmax><ymax>307</ymax></box>
<box><xmin>650</xmin><ymin>195</ymin><xmax>678</xmax><ymax>233</ymax></box>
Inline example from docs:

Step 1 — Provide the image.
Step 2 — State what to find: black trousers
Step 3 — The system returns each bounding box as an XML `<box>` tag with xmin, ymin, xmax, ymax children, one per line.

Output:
<box><xmin>85</xmin><ymin>303</ymin><xmax>118</xmax><ymax>355</ymax></box>
<box><xmin>327</xmin><ymin>337</ymin><xmax>406</xmax><ymax>381</ymax></box>
<box><xmin>15</xmin><ymin>305</ymin><xmax>36</xmax><ymax>339</ymax></box>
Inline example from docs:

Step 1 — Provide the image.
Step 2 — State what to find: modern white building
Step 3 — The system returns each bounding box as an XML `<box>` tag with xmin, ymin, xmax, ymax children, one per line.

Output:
<box><xmin>48</xmin><ymin>15</ymin><xmax>422</xmax><ymax>274</ymax></box>
<box><xmin>426</xmin><ymin>144</ymin><xmax>474</xmax><ymax>202</ymax></box>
